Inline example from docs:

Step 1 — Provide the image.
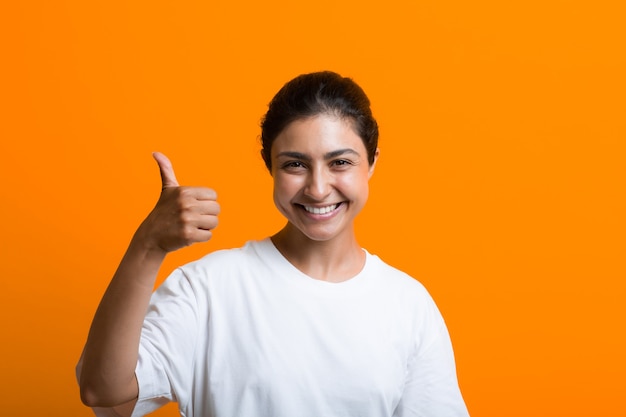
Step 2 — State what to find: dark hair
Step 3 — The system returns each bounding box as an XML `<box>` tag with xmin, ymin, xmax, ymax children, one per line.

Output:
<box><xmin>260</xmin><ymin>71</ymin><xmax>379</xmax><ymax>171</ymax></box>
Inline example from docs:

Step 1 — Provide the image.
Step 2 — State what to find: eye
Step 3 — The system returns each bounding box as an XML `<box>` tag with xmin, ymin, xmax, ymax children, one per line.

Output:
<box><xmin>281</xmin><ymin>161</ymin><xmax>307</xmax><ymax>170</ymax></box>
<box><xmin>331</xmin><ymin>159</ymin><xmax>353</xmax><ymax>168</ymax></box>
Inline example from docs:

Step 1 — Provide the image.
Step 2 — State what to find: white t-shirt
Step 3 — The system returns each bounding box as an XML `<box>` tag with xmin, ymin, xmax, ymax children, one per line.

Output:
<box><xmin>93</xmin><ymin>239</ymin><xmax>469</xmax><ymax>417</ymax></box>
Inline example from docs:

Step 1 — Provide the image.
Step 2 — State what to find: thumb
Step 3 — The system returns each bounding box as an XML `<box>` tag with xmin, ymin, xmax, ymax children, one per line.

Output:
<box><xmin>152</xmin><ymin>152</ymin><xmax>180</xmax><ymax>189</ymax></box>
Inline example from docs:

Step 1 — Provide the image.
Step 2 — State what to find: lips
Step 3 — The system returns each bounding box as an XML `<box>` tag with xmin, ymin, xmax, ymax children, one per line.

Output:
<box><xmin>301</xmin><ymin>203</ymin><xmax>339</xmax><ymax>215</ymax></box>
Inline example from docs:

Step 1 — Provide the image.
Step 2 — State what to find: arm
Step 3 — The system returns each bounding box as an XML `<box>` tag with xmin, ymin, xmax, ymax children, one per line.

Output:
<box><xmin>78</xmin><ymin>152</ymin><xmax>219</xmax><ymax>409</ymax></box>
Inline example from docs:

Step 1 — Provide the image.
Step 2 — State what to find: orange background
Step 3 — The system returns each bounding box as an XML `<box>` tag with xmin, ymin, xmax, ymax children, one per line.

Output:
<box><xmin>1</xmin><ymin>1</ymin><xmax>624</xmax><ymax>416</ymax></box>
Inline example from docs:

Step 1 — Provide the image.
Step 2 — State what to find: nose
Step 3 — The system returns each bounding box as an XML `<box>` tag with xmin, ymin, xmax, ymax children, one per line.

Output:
<box><xmin>304</xmin><ymin>167</ymin><xmax>332</xmax><ymax>200</ymax></box>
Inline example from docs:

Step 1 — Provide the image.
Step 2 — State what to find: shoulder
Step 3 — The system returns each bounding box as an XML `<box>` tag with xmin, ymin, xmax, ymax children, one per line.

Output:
<box><xmin>365</xmin><ymin>251</ymin><xmax>430</xmax><ymax>297</ymax></box>
<box><xmin>181</xmin><ymin>239</ymin><xmax>267</xmax><ymax>274</ymax></box>
<box><xmin>152</xmin><ymin>239</ymin><xmax>272</xmax><ymax>306</ymax></box>
<box><xmin>361</xmin><ymin>252</ymin><xmax>450</xmax><ymax>348</ymax></box>
<box><xmin>363</xmin><ymin>251</ymin><xmax>445</xmax><ymax>321</ymax></box>
<box><xmin>168</xmin><ymin>239</ymin><xmax>273</xmax><ymax>292</ymax></box>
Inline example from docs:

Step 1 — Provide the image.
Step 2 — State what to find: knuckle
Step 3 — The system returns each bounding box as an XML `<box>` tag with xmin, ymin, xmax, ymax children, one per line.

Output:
<box><xmin>178</xmin><ymin>186</ymin><xmax>192</xmax><ymax>197</ymax></box>
<box><xmin>177</xmin><ymin>197</ymin><xmax>194</xmax><ymax>212</ymax></box>
<box><xmin>181</xmin><ymin>226</ymin><xmax>195</xmax><ymax>242</ymax></box>
<box><xmin>180</xmin><ymin>212</ymin><xmax>194</xmax><ymax>225</ymax></box>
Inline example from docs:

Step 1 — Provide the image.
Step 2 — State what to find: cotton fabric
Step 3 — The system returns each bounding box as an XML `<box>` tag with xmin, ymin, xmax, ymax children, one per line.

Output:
<box><xmin>86</xmin><ymin>238</ymin><xmax>469</xmax><ymax>417</ymax></box>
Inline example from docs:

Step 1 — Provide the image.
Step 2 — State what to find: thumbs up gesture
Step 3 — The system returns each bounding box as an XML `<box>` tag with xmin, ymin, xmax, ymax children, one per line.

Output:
<box><xmin>136</xmin><ymin>152</ymin><xmax>220</xmax><ymax>254</ymax></box>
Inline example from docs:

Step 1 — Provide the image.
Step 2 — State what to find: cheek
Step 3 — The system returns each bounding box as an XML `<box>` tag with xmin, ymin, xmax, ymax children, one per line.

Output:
<box><xmin>338</xmin><ymin>171</ymin><xmax>370</xmax><ymax>197</ymax></box>
<box><xmin>273</xmin><ymin>175</ymin><xmax>301</xmax><ymax>202</ymax></box>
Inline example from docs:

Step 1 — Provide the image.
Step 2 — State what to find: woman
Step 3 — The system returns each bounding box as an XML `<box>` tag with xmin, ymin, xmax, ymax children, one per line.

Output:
<box><xmin>78</xmin><ymin>71</ymin><xmax>469</xmax><ymax>416</ymax></box>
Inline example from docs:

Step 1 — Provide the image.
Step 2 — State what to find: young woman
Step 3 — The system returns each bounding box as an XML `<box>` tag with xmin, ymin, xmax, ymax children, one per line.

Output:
<box><xmin>78</xmin><ymin>71</ymin><xmax>469</xmax><ymax>417</ymax></box>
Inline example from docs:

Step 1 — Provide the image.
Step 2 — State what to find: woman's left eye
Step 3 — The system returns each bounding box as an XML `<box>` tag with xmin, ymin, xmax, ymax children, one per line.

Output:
<box><xmin>332</xmin><ymin>159</ymin><xmax>351</xmax><ymax>167</ymax></box>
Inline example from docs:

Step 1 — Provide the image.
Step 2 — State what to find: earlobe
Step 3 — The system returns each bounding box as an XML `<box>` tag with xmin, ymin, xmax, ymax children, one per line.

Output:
<box><xmin>368</xmin><ymin>148</ymin><xmax>380</xmax><ymax>178</ymax></box>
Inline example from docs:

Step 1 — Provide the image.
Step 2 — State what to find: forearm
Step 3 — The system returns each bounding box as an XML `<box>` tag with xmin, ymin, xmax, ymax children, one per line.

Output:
<box><xmin>78</xmin><ymin>152</ymin><xmax>218</xmax><ymax>408</ymax></box>
<box><xmin>79</xmin><ymin>232</ymin><xmax>166</xmax><ymax>407</ymax></box>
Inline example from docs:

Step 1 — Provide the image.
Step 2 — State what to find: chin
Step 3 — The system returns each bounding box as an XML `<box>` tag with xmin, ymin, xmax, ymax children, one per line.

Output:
<box><xmin>295</xmin><ymin>224</ymin><xmax>349</xmax><ymax>243</ymax></box>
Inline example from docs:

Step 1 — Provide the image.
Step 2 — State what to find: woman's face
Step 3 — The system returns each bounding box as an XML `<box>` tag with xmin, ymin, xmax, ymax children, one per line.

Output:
<box><xmin>270</xmin><ymin>114</ymin><xmax>378</xmax><ymax>243</ymax></box>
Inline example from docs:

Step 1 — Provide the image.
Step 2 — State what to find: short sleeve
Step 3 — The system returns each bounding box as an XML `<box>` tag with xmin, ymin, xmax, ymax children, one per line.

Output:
<box><xmin>76</xmin><ymin>267</ymin><xmax>202</xmax><ymax>417</ymax></box>
<box><xmin>393</xmin><ymin>300</ymin><xmax>470</xmax><ymax>417</ymax></box>
<box><xmin>131</xmin><ymin>267</ymin><xmax>201</xmax><ymax>416</ymax></box>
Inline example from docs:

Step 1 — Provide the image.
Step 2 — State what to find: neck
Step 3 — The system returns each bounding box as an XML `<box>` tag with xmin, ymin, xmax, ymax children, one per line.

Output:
<box><xmin>271</xmin><ymin>224</ymin><xmax>365</xmax><ymax>283</ymax></box>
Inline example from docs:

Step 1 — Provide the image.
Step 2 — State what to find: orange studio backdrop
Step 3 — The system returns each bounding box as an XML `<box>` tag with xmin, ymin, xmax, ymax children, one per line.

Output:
<box><xmin>1</xmin><ymin>1</ymin><xmax>624</xmax><ymax>416</ymax></box>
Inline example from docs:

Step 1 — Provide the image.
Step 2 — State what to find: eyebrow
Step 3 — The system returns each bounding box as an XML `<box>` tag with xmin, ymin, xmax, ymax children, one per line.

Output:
<box><xmin>276</xmin><ymin>148</ymin><xmax>361</xmax><ymax>161</ymax></box>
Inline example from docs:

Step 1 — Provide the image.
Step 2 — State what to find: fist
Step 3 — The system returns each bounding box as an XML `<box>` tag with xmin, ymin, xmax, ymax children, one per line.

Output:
<box><xmin>137</xmin><ymin>152</ymin><xmax>220</xmax><ymax>253</ymax></box>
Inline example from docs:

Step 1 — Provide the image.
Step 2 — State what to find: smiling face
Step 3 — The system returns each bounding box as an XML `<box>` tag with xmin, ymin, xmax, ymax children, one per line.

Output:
<box><xmin>270</xmin><ymin>114</ymin><xmax>378</xmax><ymax>244</ymax></box>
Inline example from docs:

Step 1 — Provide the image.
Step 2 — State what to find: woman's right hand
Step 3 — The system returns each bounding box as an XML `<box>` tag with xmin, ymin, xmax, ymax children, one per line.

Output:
<box><xmin>79</xmin><ymin>152</ymin><xmax>218</xmax><ymax>409</ymax></box>
<box><xmin>135</xmin><ymin>152</ymin><xmax>220</xmax><ymax>254</ymax></box>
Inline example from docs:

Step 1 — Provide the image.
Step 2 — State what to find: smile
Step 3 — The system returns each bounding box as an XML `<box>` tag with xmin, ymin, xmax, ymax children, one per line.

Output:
<box><xmin>302</xmin><ymin>203</ymin><xmax>339</xmax><ymax>215</ymax></box>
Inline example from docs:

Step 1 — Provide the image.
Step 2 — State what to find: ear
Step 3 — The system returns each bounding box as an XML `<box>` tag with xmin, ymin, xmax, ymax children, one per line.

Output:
<box><xmin>368</xmin><ymin>148</ymin><xmax>380</xmax><ymax>179</ymax></box>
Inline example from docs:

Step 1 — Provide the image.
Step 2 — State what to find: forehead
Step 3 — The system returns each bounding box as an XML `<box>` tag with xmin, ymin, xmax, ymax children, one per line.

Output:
<box><xmin>271</xmin><ymin>115</ymin><xmax>365</xmax><ymax>156</ymax></box>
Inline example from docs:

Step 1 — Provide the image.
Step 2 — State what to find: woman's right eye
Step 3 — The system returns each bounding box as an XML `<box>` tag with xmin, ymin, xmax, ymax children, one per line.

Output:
<box><xmin>283</xmin><ymin>161</ymin><xmax>305</xmax><ymax>169</ymax></box>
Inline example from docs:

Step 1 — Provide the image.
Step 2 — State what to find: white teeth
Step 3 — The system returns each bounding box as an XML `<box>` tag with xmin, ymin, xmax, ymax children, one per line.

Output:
<box><xmin>303</xmin><ymin>204</ymin><xmax>338</xmax><ymax>214</ymax></box>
